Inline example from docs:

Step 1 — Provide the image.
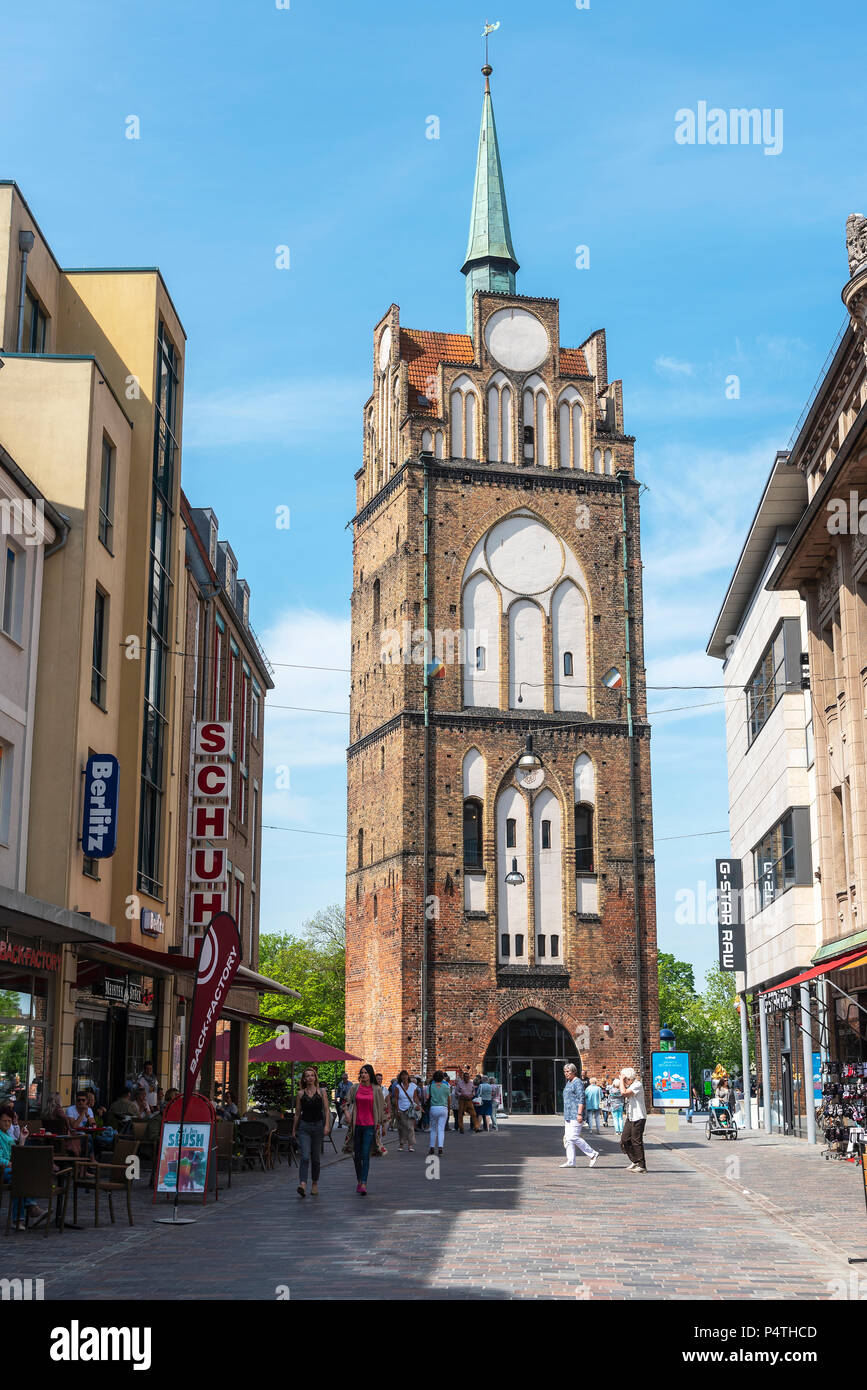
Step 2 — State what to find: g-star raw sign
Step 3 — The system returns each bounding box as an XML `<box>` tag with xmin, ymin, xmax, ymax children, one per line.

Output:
<box><xmin>715</xmin><ymin>858</ymin><xmax>747</xmax><ymax>972</ymax></box>
<box><xmin>188</xmin><ymin>722</ymin><xmax>231</xmax><ymax>930</ymax></box>
<box><xmin>82</xmin><ymin>755</ymin><xmax>120</xmax><ymax>859</ymax></box>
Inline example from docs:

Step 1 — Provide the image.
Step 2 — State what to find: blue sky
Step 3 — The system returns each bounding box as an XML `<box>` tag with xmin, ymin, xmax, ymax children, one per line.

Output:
<box><xmin>2</xmin><ymin>0</ymin><xmax>863</xmax><ymax>981</ymax></box>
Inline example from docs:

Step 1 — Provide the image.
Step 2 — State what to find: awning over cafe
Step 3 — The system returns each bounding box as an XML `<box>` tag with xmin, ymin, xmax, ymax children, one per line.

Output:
<box><xmin>73</xmin><ymin>937</ymin><xmax>301</xmax><ymax>999</ymax></box>
<box><xmin>760</xmin><ymin>942</ymin><xmax>867</xmax><ymax>994</ymax></box>
<box><xmin>0</xmin><ymin>883</ymin><xmax>115</xmax><ymax>948</ymax></box>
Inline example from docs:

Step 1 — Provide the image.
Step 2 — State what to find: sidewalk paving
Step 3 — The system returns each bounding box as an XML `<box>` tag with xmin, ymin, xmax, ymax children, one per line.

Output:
<box><xmin>2</xmin><ymin>1116</ymin><xmax>864</xmax><ymax>1300</ymax></box>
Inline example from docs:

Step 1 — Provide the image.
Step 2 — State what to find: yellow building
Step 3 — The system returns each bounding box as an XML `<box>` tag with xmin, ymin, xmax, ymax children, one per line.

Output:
<box><xmin>0</xmin><ymin>183</ymin><xmax>295</xmax><ymax>1116</ymax></box>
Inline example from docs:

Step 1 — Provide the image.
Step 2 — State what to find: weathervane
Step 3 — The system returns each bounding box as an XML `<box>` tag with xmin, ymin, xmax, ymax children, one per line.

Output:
<box><xmin>483</xmin><ymin>19</ymin><xmax>500</xmax><ymax>69</ymax></box>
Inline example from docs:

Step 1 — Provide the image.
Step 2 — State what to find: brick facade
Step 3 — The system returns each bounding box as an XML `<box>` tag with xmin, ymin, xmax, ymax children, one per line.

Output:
<box><xmin>346</xmin><ymin>290</ymin><xmax>658</xmax><ymax>1091</ymax></box>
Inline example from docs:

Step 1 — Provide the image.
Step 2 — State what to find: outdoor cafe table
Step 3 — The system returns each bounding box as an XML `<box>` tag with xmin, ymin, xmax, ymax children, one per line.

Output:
<box><xmin>27</xmin><ymin>1131</ymin><xmax>105</xmax><ymax>1228</ymax></box>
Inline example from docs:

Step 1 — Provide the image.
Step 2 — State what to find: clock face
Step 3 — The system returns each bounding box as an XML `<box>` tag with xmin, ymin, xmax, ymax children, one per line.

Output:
<box><xmin>516</xmin><ymin>767</ymin><xmax>545</xmax><ymax>790</ymax></box>
<box><xmin>378</xmin><ymin>326</ymin><xmax>393</xmax><ymax>373</ymax></box>
<box><xmin>484</xmin><ymin>307</ymin><xmax>549</xmax><ymax>371</ymax></box>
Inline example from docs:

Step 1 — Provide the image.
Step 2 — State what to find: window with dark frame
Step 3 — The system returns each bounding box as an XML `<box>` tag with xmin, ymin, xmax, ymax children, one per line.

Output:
<box><xmin>463</xmin><ymin>799</ymin><xmax>483</xmax><ymax>867</ymax></box>
<box><xmin>752</xmin><ymin>809</ymin><xmax>807</xmax><ymax>907</ymax></box>
<box><xmin>746</xmin><ymin>620</ymin><xmax>800</xmax><ymax>745</ymax></box>
<box><xmin>563</xmin><ymin>651</ymin><xmax>574</xmax><ymax>677</ymax></box>
<box><xmin>137</xmin><ymin>320</ymin><xmax>179</xmax><ymax>897</ymax></box>
<box><xmin>22</xmin><ymin>286</ymin><xmax>48</xmax><ymax>354</ymax></box>
<box><xmin>506</xmin><ymin>817</ymin><xmax>516</xmax><ymax>848</ymax></box>
<box><xmin>98</xmin><ymin>436</ymin><xmax>114</xmax><ymax>551</ymax></box>
<box><xmin>575</xmin><ymin>804</ymin><xmax>594</xmax><ymax>873</ymax></box>
<box><xmin>91</xmin><ymin>588</ymin><xmax>108</xmax><ymax>708</ymax></box>
<box><xmin>541</xmin><ymin>819</ymin><xmax>551</xmax><ymax>850</ymax></box>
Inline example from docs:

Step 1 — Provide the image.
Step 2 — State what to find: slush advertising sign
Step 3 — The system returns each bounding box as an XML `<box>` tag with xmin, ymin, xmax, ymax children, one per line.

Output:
<box><xmin>82</xmin><ymin>754</ymin><xmax>120</xmax><ymax>859</ymax></box>
<box><xmin>651</xmin><ymin>1051</ymin><xmax>691</xmax><ymax>1109</ymax></box>
<box><xmin>188</xmin><ymin>722</ymin><xmax>231</xmax><ymax>930</ymax></box>
<box><xmin>715</xmin><ymin>858</ymin><xmax>746</xmax><ymax>972</ymax></box>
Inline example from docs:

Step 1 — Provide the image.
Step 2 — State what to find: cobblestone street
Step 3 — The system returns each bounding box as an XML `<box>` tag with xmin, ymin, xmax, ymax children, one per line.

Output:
<box><xmin>4</xmin><ymin>1117</ymin><xmax>866</xmax><ymax>1301</ymax></box>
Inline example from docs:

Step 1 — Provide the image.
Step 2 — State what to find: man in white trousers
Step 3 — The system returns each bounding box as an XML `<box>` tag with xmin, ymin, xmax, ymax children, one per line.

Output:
<box><xmin>560</xmin><ymin>1063</ymin><xmax>599</xmax><ymax>1167</ymax></box>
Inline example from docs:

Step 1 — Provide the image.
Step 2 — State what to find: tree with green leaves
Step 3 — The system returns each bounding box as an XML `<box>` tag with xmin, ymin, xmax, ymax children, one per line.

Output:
<box><xmin>249</xmin><ymin>905</ymin><xmax>346</xmax><ymax>1096</ymax></box>
<box><xmin>657</xmin><ymin>953</ymin><xmax>752</xmax><ymax>1083</ymax></box>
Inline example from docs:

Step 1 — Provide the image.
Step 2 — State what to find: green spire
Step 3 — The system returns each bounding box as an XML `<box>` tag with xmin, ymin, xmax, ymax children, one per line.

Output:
<box><xmin>461</xmin><ymin>65</ymin><xmax>519</xmax><ymax>332</ymax></box>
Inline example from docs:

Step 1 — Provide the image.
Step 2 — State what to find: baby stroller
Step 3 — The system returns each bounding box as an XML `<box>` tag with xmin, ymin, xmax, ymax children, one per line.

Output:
<box><xmin>705</xmin><ymin>1102</ymin><xmax>737</xmax><ymax>1141</ymax></box>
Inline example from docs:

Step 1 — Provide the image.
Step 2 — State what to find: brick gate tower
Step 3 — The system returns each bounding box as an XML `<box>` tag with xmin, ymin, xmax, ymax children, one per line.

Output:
<box><xmin>345</xmin><ymin>65</ymin><xmax>658</xmax><ymax>1108</ymax></box>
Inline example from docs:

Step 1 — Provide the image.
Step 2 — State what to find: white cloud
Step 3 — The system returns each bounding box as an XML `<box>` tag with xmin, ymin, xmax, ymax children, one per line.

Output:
<box><xmin>655</xmin><ymin>355</ymin><xmax>695</xmax><ymax>376</ymax></box>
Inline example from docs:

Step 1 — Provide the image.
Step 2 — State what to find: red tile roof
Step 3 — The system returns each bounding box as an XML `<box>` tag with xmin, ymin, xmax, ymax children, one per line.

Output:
<box><xmin>400</xmin><ymin>328</ymin><xmax>474</xmax><ymax>414</ymax></box>
<box><xmin>559</xmin><ymin>347</ymin><xmax>590</xmax><ymax>376</ymax></box>
<box><xmin>399</xmin><ymin>330</ymin><xmax>592</xmax><ymax>414</ymax></box>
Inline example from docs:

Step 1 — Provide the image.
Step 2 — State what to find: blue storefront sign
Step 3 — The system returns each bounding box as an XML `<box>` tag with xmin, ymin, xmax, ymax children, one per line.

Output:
<box><xmin>82</xmin><ymin>755</ymin><xmax>120</xmax><ymax>859</ymax></box>
<box><xmin>651</xmin><ymin>1050</ymin><xmax>691</xmax><ymax>1108</ymax></box>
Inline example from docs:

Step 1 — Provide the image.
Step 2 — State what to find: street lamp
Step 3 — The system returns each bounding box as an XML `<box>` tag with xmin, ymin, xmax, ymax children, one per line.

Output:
<box><xmin>504</xmin><ymin>858</ymin><xmax>524</xmax><ymax>886</ymax></box>
<box><xmin>516</xmin><ymin>735</ymin><xmax>542</xmax><ymax>771</ymax></box>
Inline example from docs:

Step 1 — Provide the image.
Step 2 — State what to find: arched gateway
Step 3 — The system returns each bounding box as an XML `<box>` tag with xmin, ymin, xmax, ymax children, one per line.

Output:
<box><xmin>483</xmin><ymin>1008</ymin><xmax>580</xmax><ymax>1115</ymax></box>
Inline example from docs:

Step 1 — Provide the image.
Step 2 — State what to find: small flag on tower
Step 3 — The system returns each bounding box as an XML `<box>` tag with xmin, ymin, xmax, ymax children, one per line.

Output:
<box><xmin>483</xmin><ymin>20</ymin><xmax>501</xmax><ymax>37</ymax></box>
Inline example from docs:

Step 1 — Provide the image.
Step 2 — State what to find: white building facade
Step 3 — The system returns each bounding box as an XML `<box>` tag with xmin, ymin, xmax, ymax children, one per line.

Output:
<box><xmin>708</xmin><ymin>452</ymin><xmax>823</xmax><ymax>1137</ymax></box>
<box><xmin>0</xmin><ymin>444</ymin><xmax>63</xmax><ymax>891</ymax></box>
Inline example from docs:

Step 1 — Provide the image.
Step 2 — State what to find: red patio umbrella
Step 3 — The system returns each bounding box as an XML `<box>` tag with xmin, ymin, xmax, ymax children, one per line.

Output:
<box><xmin>249</xmin><ymin>1034</ymin><xmax>360</xmax><ymax>1064</ymax></box>
<box><xmin>212</xmin><ymin>1030</ymin><xmax>359</xmax><ymax>1064</ymax></box>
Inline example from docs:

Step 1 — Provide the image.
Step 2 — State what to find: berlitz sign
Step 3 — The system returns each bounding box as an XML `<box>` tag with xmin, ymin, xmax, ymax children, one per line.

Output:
<box><xmin>188</xmin><ymin>722</ymin><xmax>232</xmax><ymax>930</ymax></box>
<box><xmin>82</xmin><ymin>755</ymin><xmax>120</xmax><ymax>859</ymax></box>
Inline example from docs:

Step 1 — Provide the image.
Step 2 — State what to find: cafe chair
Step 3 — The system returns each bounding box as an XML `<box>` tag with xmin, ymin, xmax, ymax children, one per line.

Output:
<box><xmin>272</xmin><ymin>1119</ymin><xmax>297</xmax><ymax>1168</ymax></box>
<box><xmin>3</xmin><ymin>1146</ymin><xmax>71</xmax><ymax>1236</ymax></box>
<box><xmin>214</xmin><ymin>1122</ymin><xmax>237</xmax><ymax>1188</ymax></box>
<box><xmin>73</xmin><ymin>1138</ymin><xmax>141</xmax><ymax>1229</ymax></box>
<box><xmin>238</xmin><ymin>1119</ymin><xmax>269</xmax><ymax>1171</ymax></box>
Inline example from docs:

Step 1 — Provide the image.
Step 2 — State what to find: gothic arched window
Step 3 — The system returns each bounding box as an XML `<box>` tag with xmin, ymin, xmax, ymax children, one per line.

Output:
<box><xmin>575</xmin><ymin>804</ymin><xmax>594</xmax><ymax>874</ymax></box>
<box><xmin>463</xmin><ymin>798</ymin><xmax>483</xmax><ymax>868</ymax></box>
<box><xmin>558</xmin><ymin>387</ymin><xmax>585</xmax><ymax>470</ymax></box>
<box><xmin>522</xmin><ymin>376</ymin><xmax>549</xmax><ymax>467</ymax></box>
<box><xmin>534</xmin><ymin>788</ymin><xmax>563</xmax><ymax>962</ymax></box>
<box><xmin>450</xmin><ymin>375</ymin><xmax>480</xmax><ymax>460</ymax></box>
<box><xmin>486</xmin><ymin>373</ymin><xmax>513</xmax><ymax>463</ymax></box>
<box><xmin>497</xmin><ymin>785</ymin><xmax>528</xmax><ymax>960</ymax></box>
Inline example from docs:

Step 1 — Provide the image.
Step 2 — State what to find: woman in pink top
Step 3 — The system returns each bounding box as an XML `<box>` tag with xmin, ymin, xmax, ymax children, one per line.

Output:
<box><xmin>344</xmin><ymin>1064</ymin><xmax>385</xmax><ymax>1195</ymax></box>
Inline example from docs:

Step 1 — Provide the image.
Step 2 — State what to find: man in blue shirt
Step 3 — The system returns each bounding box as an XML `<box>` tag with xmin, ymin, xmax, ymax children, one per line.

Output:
<box><xmin>561</xmin><ymin>1064</ymin><xmax>599</xmax><ymax>1168</ymax></box>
